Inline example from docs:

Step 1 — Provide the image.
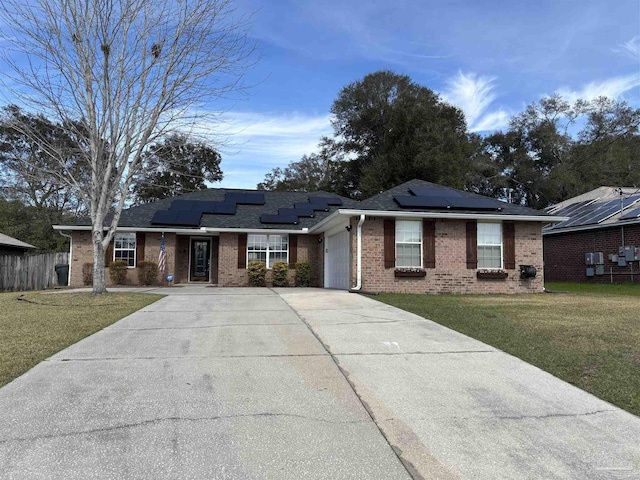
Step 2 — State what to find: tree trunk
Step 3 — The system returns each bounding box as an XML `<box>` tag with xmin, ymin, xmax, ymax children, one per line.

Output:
<box><xmin>92</xmin><ymin>229</ymin><xmax>108</xmax><ymax>294</ymax></box>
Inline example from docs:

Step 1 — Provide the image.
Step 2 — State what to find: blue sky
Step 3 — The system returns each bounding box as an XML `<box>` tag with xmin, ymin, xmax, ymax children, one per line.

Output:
<box><xmin>212</xmin><ymin>0</ymin><xmax>640</xmax><ymax>189</ymax></box>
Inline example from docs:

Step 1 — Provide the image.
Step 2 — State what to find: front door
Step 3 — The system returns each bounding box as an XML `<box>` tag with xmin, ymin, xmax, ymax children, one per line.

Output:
<box><xmin>190</xmin><ymin>238</ymin><xmax>211</xmax><ymax>282</ymax></box>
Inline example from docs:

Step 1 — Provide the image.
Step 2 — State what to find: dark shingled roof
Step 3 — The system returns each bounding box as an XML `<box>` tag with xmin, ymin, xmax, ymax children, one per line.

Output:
<box><xmin>356</xmin><ymin>179</ymin><xmax>553</xmax><ymax>217</ymax></box>
<box><xmin>62</xmin><ymin>180</ymin><xmax>555</xmax><ymax>231</ymax></box>
<box><xmin>67</xmin><ymin>188</ymin><xmax>359</xmax><ymax>230</ymax></box>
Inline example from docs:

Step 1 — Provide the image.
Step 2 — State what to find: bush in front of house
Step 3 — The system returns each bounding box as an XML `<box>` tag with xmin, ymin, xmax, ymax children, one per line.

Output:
<box><xmin>137</xmin><ymin>261</ymin><xmax>159</xmax><ymax>285</ymax></box>
<box><xmin>271</xmin><ymin>261</ymin><xmax>289</xmax><ymax>287</ymax></box>
<box><xmin>295</xmin><ymin>260</ymin><xmax>311</xmax><ymax>287</ymax></box>
<box><xmin>108</xmin><ymin>260</ymin><xmax>128</xmax><ymax>285</ymax></box>
<box><xmin>247</xmin><ymin>261</ymin><xmax>267</xmax><ymax>287</ymax></box>
<box><xmin>82</xmin><ymin>262</ymin><xmax>93</xmax><ymax>285</ymax></box>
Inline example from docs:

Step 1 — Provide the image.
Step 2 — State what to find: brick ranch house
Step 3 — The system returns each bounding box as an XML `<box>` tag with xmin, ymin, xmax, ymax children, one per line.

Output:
<box><xmin>53</xmin><ymin>179</ymin><xmax>565</xmax><ymax>293</ymax></box>
<box><xmin>543</xmin><ymin>187</ymin><xmax>640</xmax><ymax>283</ymax></box>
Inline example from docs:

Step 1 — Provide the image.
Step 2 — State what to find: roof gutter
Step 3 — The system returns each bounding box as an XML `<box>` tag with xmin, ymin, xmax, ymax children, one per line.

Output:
<box><xmin>543</xmin><ymin>217</ymin><xmax>640</xmax><ymax>236</ymax></box>
<box><xmin>54</xmin><ymin>225</ymin><xmax>310</xmax><ymax>235</ymax></box>
<box><xmin>350</xmin><ymin>214</ymin><xmax>366</xmax><ymax>292</ymax></box>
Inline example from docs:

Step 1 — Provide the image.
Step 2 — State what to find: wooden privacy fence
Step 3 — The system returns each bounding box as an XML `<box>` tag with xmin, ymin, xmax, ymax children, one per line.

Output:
<box><xmin>0</xmin><ymin>252</ymin><xmax>69</xmax><ymax>292</ymax></box>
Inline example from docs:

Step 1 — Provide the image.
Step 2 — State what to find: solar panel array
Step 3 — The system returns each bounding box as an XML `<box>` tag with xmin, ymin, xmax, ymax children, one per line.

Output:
<box><xmin>150</xmin><ymin>192</ymin><xmax>344</xmax><ymax>227</ymax></box>
<box><xmin>393</xmin><ymin>187</ymin><xmax>504</xmax><ymax>212</ymax></box>
<box><xmin>550</xmin><ymin>194</ymin><xmax>640</xmax><ymax>230</ymax></box>
<box><xmin>620</xmin><ymin>206</ymin><xmax>640</xmax><ymax>220</ymax></box>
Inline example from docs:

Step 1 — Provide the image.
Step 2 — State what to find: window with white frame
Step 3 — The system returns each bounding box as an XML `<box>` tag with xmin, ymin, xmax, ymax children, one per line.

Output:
<box><xmin>247</xmin><ymin>234</ymin><xmax>288</xmax><ymax>268</ymax></box>
<box><xmin>477</xmin><ymin>223</ymin><xmax>502</xmax><ymax>269</ymax></box>
<box><xmin>114</xmin><ymin>232</ymin><xmax>136</xmax><ymax>267</ymax></box>
<box><xmin>395</xmin><ymin>220</ymin><xmax>422</xmax><ymax>267</ymax></box>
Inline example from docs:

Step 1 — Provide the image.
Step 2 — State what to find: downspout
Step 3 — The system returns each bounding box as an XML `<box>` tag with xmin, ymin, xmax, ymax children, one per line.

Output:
<box><xmin>350</xmin><ymin>215</ymin><xmax>366</xmax><ymax>291</ymax></box>
<box><xmin>58</xmin><ymin>231</ymin><xmax>72</xmax><ymax>285</ymax></box>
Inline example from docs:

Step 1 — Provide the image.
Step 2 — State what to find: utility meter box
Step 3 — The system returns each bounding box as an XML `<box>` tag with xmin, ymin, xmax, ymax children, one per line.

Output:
<box><xmin>585</xmin><ymin>253</ymin><xmax>594</xmax><ymax>265</ymax></box>
<box><xmin>593</xmin><ymin>252</ymin><xmax>604</xmax><ymax>264</ymax></box>
<box><xmin>586</xmin><ymin>267</ymin><xmax>595</xmax><ymax>277</ymax></box>
<box><xmin>595</xmin><ymin>265</ymin><xmax>605</xmax><ymax>276</ymax></box>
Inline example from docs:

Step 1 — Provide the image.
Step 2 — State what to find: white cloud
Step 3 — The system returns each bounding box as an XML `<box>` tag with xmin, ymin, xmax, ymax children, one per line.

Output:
<box><xmin>192</xmin><ymin>111</ymin><xmax>333</xmax><ymax>189</ymax></box>
<box><xmin>441</xmin><ymin>71</ymin><xmax>510</xmax><ymax>132</ymax></box>
<box><xmin>613</xmin><ymin>36</ymin><xmax>640</xmax><ymax>61</ymax></box>
<box><xmin>555</xmin><ymin>74</ymin><xmax>640</xmax><ymax>103</ymax></box>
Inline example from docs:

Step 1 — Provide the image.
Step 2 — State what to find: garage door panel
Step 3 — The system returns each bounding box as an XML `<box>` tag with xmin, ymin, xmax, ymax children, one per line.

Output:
<box><xmin>325</xmin><ymin>231</ymin><xmax>350</xmax><ymax>290</ymax></box>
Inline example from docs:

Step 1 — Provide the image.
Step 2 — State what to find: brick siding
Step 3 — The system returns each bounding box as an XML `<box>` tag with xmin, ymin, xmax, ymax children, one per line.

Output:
<box><xmin>349</xmin><ymin>217</ymin><xmax>544</xmax><ymax>294</ymax></box>
<box><xmin>544</xmin><ymin>224</ymin><xmax>640</xmax><ymax>283</ymax></box>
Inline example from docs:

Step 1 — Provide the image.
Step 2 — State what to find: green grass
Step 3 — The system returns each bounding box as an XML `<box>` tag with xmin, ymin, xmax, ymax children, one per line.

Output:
<box><xmin>0</xmin><ymin>291</ymin><xmax>162</xmax><ymax>387</ymax></box>
<box><xmin>374</xmin><ymin>291</ymin><xmax>640</xmax><ymax>417</ymax></box>
<box><xmin>545</xmin><ymin>281</ymin><xmax>640</xmax><ymax>296</ymax></box>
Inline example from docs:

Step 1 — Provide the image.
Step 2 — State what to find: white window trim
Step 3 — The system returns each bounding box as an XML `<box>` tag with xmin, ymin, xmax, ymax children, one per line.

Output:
<box><xmin>395</xmin><ymin>219</ymin><xmax>423</xmax><ymax>268</ymax></box>
<box><xmin>477</xmin><ymin>222</ymin><xmax>503</xmax><ymax>270</ymax></box>
<box><xmin>246</xmin><ymin>234</ymin><xmax>289</xmax><ymax>269</ymax></box>
<box><xmin>113</xmin><ymin>232</ymin><xmax>136</xmax><ymax>268</ymax></box>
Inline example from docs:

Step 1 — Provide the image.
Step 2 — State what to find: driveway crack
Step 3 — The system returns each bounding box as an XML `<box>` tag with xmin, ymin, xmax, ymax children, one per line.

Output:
<box><xmin>0</xmin><ymin>413</ymin><xmax>368</xmax><ymax>445</ymax></box>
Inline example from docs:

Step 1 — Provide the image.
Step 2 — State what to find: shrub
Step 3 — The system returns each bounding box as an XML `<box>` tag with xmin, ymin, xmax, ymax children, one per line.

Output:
<box><xmin>82</xmin><ymin>262</ymin><xmax>93</xmax><ymax>286</ymax></box>
<box><xmin>271</xmin><ymin>261</ymin><xmax>289</xmax><ymax>287</ymax></box>
<box><xmin>108</xmin><ymin>260</ymin><xmax>128</xmax><ymax>285</ymax></box>
<box><xmin>247</xmin><ymin>261</ymin><xmax>267</xmax><ymax>287</ymax></box>
<box><xmin>295</xmin><ymin>260</ymin><xmax>311</xmax><ymax>287</ymax></box>
<box><xmin>137</xmin><ymin>261</ymin><xmax>159</xmax><ymax>286</ymax></box>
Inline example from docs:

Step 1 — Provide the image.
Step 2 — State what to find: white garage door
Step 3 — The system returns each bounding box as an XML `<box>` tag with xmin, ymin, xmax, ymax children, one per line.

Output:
<box><xmin>325</xmin><ymin>230</ymin><xmax>350</xmax><ymax>290</ymax></box>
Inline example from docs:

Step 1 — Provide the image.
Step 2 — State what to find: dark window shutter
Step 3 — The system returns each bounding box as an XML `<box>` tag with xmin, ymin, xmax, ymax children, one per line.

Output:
<box><xmin>237</xmin><ymin>233</ymin><xmax>247</xmax><ymax>269</ymax></box>
<box><xmin>288</xmin><ymin>234</ymin><xmax>298</xmax><ymax>269</ymax></box>
<box><xmin>423</xmin><ymin>220</ymin><xmax>436</xmax><ymax>268</ymax></box>
<box><xmin>383</xmin><ymin>218</ymin><xmax>396</xmax><ymax>269</ymax></box>
<box><xmin>466</xmin><ymin>221</ymin><xmax>477</xmax><ymax>269</ymax></box>
<box><xmin>136</xmin><ymin>232</ymin><xmax>145</xmax><ymax>265</ymax></box>
<box><xmin>105</xmin><ymin>240</ymin><xmax>114</xmax><ymax>267</ymax></box>
<box><xmin>503</xmin><ymin>222</ymin><xmax>515</xmax><ymax>269</ymax></box>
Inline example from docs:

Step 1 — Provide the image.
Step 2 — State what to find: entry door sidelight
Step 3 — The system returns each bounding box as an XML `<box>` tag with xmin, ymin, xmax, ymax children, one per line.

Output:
<box><xmin>190</xmin><ymin>239</ymin><xmax>211</xmax><ymax>282</ymax></box>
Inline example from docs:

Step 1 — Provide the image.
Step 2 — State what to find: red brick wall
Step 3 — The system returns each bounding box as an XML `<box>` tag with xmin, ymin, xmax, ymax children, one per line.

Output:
<box><xmin>349</xmin><ymin>217</ymin><xmax>544</xmax><ymax>294</ymax></box>
<box><xmin>543</xmin><ymin>224</ymin><xmax>640</xmax><ymax>283</ymax></box>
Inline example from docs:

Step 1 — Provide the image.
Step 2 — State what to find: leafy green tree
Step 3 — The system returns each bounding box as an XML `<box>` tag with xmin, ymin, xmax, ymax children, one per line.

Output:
<box><xmin>132</xmin><ymin>134</ymin><xmax>223</xmax><ymax>204</ymax></box>
<box><xmin>330</xmin><ymin>70</ymin><xmax>473</xmax><ymax>198</ymax></box>
<box><xmin>257</xmin><ymin>137</ymin><xmax>348</xmax><ymax>194</ymax></box>
<box><xmin>0</xmin><ymin>199</ymin><xmax>70</xmax><ymax>252</ymax></box>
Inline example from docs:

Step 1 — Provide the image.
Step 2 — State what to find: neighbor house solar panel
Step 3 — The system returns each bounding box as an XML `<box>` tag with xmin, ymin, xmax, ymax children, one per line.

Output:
<box><xmin>548</xmin><ymin>200</ymin><xmax>593</xmax><ymax>217</ymax></box>
<box><xmin>579</xmin><ymin>195</ymin><xmax>640</xmax><ymax>226</ymax></box>
<box><xmin>621</xmin><ymin>206</ymin><xmax>640</xmax><ymax>220</ymax></box>
<box><xmin>552</xmin><ymin>201</ymin><xmax>603</xmax><ymax>228</ymax></box>
<box><xmin>408</xmin><ymin>186</ymin><xmax>462</xmax><ymax>198</ymax></box>
<box><xmin>259</xmin><ymin>214</ymin><xmax>299</xmax><ymax>225</ymax></box>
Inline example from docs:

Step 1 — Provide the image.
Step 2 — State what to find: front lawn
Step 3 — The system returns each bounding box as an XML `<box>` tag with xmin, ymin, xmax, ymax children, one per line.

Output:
<box><xmin>0</xmin><ymin>291</ymin><xmax>162</xmax><ymax>387</ymax></box>
<box><xmin>374</xmin><ymin>291</ymin><xmax>640</xmax><ymax>417</ymax></box>
<box><xmin>545</xmin><ymin>281</ymin><xmax>640</xmax><ymax>296</ymax></box>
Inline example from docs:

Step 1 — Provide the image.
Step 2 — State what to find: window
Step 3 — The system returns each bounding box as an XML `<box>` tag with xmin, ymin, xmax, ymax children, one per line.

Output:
<box><xmin>395</xmin><ymin>220</ymin><xmax>422</xmax><ymax>267</ymax></box>
<box><xmin>114</xmin><ymin>232</ymin><xmax>136</xmax><ymax>267</ymax></box>
<box><xmin>247</xmin><ymin>234</ymin><xmax>288</xmax><ymax>268</ymax></box>
<box><xmin>477</xmin><ymin>223</ymin><xmax>502</xmax><ymax>269</ymax></box>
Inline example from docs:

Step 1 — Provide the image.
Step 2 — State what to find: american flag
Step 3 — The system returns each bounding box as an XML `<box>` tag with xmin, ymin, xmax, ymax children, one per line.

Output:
<box><xmin>158</xmin><ymin>234</ymin><xmax>167</xmax><ymax>272</ymax></box>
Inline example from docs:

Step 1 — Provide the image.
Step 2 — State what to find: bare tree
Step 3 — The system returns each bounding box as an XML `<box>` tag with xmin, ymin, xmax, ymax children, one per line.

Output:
<box><xmin>0</xmin><ymin>0</ymin><xmax>253</xmax><ymax>293</ymax></box>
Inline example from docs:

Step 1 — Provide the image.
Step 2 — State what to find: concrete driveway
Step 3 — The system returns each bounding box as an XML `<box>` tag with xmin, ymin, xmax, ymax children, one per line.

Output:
<box><xmin>1</xmin><ymin>287</ymin><xmax>639</xmax><ymax>479</ymax></box>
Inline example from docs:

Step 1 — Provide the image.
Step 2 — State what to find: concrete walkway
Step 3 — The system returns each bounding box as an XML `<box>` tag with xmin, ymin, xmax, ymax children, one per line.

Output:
<box><xmin>0</xmin><ymin>287</ymin><xmax>639</xmax><ymax>479</ymax></box>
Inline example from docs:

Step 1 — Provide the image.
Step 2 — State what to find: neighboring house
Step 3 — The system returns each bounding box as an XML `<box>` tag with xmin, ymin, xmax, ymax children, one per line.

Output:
<box><xmin>0</xmin><ymin>233</ymin><xmax>37</xmax><ymax>256</ymax></box>
<box><xmin>53</xmin><ymin>179</ymin><xmax>564</xmax><ymax>293</ymax></box>
<box><xmin>543</xmin><ymin>187</ymin><xmax>640</xmax><ymax>283</ymax></box>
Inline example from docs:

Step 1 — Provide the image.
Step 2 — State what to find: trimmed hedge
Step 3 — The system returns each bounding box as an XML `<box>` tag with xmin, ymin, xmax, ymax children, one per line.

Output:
<box><xmin>271</xmin><ymin>261</ymin><xmax>289</xmax><ymax>287</ymax></box>
<box><xmin>247</xmin><ymin>261</ymin><xmax>267</xmax><ymax>287</ymax></box>
<box><xmin>137</xmin><ymin>261</ymin><xmax>159</xmax><ymax>286</ymax></box>
<box><xmin>295</xmin><ymin>260</ymin><xmax>311</xmax><ymax>287</ymax></box>
<box><xmin>108</xmin><ymin>260</ymin><xmax>128</xmax><ymax>285</ymax></box>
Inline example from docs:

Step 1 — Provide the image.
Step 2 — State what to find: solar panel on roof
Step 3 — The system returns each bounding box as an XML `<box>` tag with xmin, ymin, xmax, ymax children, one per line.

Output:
<box><xmin>394</xmin><ymin>195</ymin><xmax>451</xmax><ymax>208</ymax></box>
<box><xmin>306</xmin><ymin>202</ymin><xmax>330</xmax><ymax>211</ymax></box>
<box><xmin>553</xmin><ymin>202</ymin><xmax>603</xmax><ymax>228</ymax></box>
<box><xmin>279</xmin><ymin>207</ymin><xmax>314</xmax><ymax>218</ymax></box>
<box><xmin>409</xmin><ymin>186</ymin><xmax>462</xmax><ymax>198</ymax></box>
<box><xmin>621</xmin><ymin>206</ymin><xmax>640</xmax><ymax>220</ymax></box>
<box><xmin>151</xmin><ymin>210</ymin><xmax>179</xmax><ymax>225</ymax></box>
<box><xmin>224</xmin><ymin>192</ymin><xmax>265</xmax><ymax>205</ymax></box>
<box><xmin>209</xmin><ymin>202</ymin><xmax>237</xmax><ymax>215</ymax></box>
<box><xmin>446</xmin><ymin>197</ymin><xmax>502</xmax><ymax>211</ymax></box>
<box><xmin>169</xmin><ymin>200</ymin><xmax>195</xmax><ymax>211</ymax></box>
<box><xmin>259</xmin><ymin>214</ymin><xmax>299</xmax><ymax>225</ymax></box>
<box><xmin>548</xmin><ymin>200</ymin><xmax>593</xmax><ymax>217</ymax></box>
<box><xmin>308</xmin><ymin>196</ymin><xmax>343</xmax><ymax>206</ymax></box>
<box><xmin>578</xmin><ymin>195</ymin><xmax>640</xmax><ymax>226</ymax></box>
<box><xmin>291</xmin><ymin>204</ymin><xmax>315</xmax><ymax>217</ymax></box>
<box><xmin>173</xmin><ymin>211</ymin><xmax>202</xmax><ymax>226</ymax></box>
